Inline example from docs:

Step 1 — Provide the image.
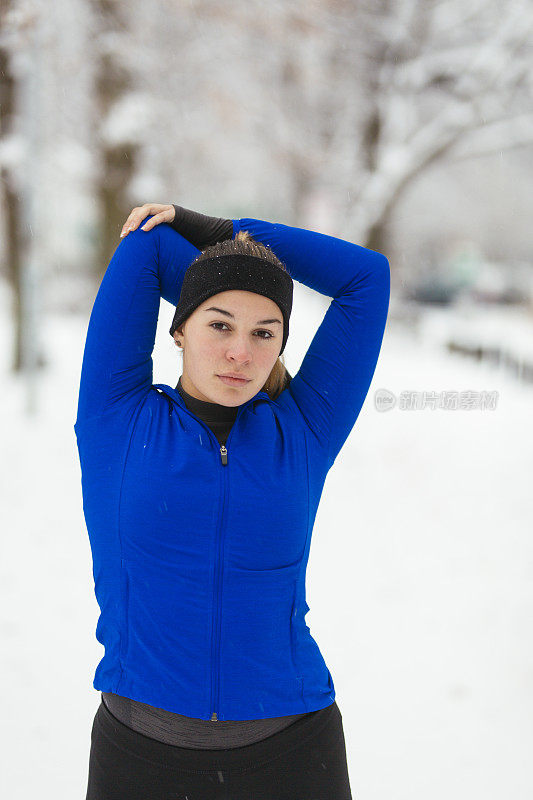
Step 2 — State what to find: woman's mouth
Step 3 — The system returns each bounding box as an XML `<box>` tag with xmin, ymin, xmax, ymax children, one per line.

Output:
<box><xmin>217</xmin><ymin>374</ymin><xmax>250</xmax><ymax>386</ymax></box>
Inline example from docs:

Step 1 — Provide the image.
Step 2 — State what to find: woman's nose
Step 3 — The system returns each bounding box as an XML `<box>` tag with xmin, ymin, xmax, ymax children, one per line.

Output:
<box><xmin>226</xmin><ymin>340</ymin><xmax>252</xmax><ymax>361</ymax></box>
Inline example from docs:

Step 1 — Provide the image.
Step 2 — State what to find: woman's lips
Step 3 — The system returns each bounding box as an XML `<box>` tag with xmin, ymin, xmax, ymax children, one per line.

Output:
<box><xmin>217</xmin><ymin>374</ymin><xmax>250</xmax><ymax>386</ymax></box>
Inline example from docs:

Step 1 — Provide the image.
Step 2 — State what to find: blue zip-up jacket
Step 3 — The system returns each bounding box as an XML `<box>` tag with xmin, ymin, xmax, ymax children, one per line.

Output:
<box><xmin>74</xmin><ymin>215</ymin><xmax>390</xmax><ymax>721</ymax></box>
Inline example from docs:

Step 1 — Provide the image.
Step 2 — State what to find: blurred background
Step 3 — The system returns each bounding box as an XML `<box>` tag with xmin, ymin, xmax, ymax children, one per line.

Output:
<box><xmin>0</xmin><ymin>0</ymin><xmax>532</xmax><ymax>797</ymax></box>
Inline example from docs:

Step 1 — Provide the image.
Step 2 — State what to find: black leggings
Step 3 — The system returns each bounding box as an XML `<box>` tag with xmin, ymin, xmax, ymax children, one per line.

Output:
<box><xmin>85</xmin><ymin>696</ymin><xmax>353</xmax><ymax>799</ymax></box>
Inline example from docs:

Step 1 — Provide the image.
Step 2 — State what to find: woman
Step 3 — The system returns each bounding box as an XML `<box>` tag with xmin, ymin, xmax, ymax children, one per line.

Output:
<box><xmin>76</xmin><ymin>202</ymin><xmax>390</xmax><ymax>799</ymax></box>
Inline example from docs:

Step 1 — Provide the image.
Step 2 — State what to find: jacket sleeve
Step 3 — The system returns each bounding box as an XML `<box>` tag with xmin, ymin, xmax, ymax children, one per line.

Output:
<box><xmin>232</xmin><ymin>217</ymin><xmax>390</xmax><ymax>470</ymax></box>
<box><xmin>74</xmin><ymin>217</ymin><xmax>199</xmax><ymax>431</ymax></box>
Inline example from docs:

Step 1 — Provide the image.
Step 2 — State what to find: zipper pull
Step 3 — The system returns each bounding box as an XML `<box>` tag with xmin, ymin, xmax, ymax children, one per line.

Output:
<box><xmin>211</xmin><ymin>711</ymin><xmax>218</xmax><ymax>721</ymax></box>
<box><xmin>220</xmin><ymin>445</ymin><xmax>228</xmax><ymax>465</ymax></box>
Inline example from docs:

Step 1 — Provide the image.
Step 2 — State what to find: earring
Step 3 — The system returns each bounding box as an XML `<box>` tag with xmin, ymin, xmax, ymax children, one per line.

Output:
<box><xmin>175</xmin><ymin>340</ymin><xmax>182</xmax><ymax>347</ymax></box>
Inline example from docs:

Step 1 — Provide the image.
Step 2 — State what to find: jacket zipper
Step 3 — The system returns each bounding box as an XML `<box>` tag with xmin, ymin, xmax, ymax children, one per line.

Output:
<box><xmin>154</xmin><ymin>387</ymin><xmax>256</xmax><ymax>721</ymax></box>
<box><xmin>209</xmin><ymin>419</ymin><xmax>242</xmax><ymax>720</ymax></box>
<box><xmin>219</xmin><ymin>445</ymin><xmax>228</xmax><ymax>466</ymax></box>
<box><xmin>210</xmin><ymin>443</ymin><xmax>228</xmax><ymax>720</ymax></box>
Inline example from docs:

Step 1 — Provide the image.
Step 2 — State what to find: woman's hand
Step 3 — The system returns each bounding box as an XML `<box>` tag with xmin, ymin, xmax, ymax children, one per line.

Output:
<box><xmin>120</xmin><ymin>204</ymin><xmax>175</xmax><ymax>238</ymax></box>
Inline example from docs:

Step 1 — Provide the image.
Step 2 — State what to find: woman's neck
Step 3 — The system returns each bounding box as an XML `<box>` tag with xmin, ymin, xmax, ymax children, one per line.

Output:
<box><xmin>175</xmin><ymin>375</ymin><xmax>240</xmax><ymax>423</ymax></box>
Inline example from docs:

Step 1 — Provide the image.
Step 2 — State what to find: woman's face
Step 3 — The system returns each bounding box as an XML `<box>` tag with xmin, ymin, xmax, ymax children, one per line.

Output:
<box><xmin>174</xmin><ymin>290</ymin><xmax>283</xmax><ymax>406</ymax></box>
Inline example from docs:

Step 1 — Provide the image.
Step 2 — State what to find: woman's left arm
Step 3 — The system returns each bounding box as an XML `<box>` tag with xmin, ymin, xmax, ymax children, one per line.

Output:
<box><xmin>231</xmin><ymin>217</ymin><xmax>390</xmax><ymax>472</ymax></box>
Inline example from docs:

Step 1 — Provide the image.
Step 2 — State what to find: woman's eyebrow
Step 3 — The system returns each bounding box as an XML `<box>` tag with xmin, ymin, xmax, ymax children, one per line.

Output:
<box><xmin>204</xmin><ymin>306</ymin><xmax>282</xmax><ymax>325</ymax></box>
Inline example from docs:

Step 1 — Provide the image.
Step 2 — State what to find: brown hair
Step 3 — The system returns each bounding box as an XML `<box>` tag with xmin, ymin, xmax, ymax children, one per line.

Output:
<box><xmin>186</xmin><ymin>230</ymin><xmax>292</xmax><ymax>400</ymax></box>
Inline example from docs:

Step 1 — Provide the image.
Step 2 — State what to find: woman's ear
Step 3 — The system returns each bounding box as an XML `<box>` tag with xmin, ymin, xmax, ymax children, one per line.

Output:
<box><xmin>173</xmin><ymin>327</ymin><xmax>185</xmax><ymax>348</ymax></box>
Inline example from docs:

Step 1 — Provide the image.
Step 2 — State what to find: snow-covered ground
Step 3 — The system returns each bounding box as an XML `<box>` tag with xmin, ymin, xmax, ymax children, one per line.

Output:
<box><xmin>1</xmin><ymin>289</ymin><xmax>532</xmax><ymax>799</ymax></box>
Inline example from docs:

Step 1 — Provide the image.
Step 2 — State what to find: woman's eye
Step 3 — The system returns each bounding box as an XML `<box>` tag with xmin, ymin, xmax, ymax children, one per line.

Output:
<box><xmin>210</xmin><ymin>322</ymin><xmax>273</xmax><ymax>339</ymax></box>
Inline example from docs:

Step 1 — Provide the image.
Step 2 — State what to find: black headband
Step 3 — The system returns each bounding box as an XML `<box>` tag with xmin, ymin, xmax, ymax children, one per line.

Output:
<box><xmin>169</xmin><ymin>253</ymin><xmax>294</xmax><ymax>355</ymax></box>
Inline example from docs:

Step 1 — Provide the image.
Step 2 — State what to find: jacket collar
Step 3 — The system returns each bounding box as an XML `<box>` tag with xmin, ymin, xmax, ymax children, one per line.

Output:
<box><xmin>152</xmin><ymin>383</ymin><xmax>272</xmax><ymax>416</ymax></box>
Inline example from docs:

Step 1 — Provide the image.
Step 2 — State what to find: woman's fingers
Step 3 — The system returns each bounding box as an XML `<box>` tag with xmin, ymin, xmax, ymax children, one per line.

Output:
<box><xmin>120</xmin><ymin>204</ymin><xmax>174</xmax><ymax>238</ymax></box>
<box><xmin>140</xmin><ymin>209</ymin><xmax>173</xmax><ymax>232</ymax></box>
<box><xmin>120</xmin><ymin>206</ymin><xmax>150</xmax><ymax>237</ymax></box>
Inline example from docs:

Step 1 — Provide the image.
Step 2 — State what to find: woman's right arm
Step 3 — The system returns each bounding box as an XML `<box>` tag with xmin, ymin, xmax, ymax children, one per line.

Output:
<box><xmin>77</xmin><ymin>202</ymin><xmax>232</xmax><ymax>435</ymax></box>
<box><xmin>74</xmin><ymin>218</ymin><xmax>199</xmax><ymax>433</ymax></box>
